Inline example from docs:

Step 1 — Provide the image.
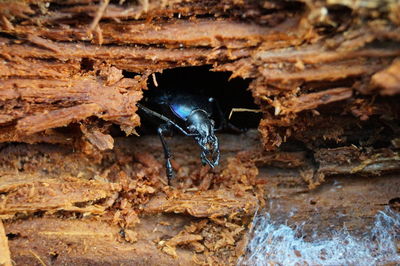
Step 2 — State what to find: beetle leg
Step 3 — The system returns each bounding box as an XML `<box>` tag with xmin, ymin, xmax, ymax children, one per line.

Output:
<box><xmin>212</xmin><ymin>136</ymin><xmax>220</xmax><ymax>165</ymax></box>
<box><xmin>200</xmin><ymin>151</ymin><xmax>213</xmax><ymax>167</ymax></box>
<box><xmin>158</xmin><ymin>123</ymin><xmax>174</xmax><ymax>184</ymax></box>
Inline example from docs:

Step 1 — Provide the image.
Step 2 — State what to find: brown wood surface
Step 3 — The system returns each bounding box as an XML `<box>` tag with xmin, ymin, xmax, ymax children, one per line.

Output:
<box><xmin>0</xmin><ymin>0</ymin><xmax>399</xmax><ymax>264</ymax></box>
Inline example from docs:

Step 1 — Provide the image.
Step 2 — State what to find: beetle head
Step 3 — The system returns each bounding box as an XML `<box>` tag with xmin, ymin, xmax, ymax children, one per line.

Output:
<box><xmin>187</xmin><ymin>109</ymin><xmax>220</xmax><ymax>168</ymax></box>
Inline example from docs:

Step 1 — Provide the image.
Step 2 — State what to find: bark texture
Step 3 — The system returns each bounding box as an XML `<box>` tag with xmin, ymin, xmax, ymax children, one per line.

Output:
<box><xmin>0</xmin><ymin>0</ymin><xmax>399</xmax><ymax>264</ymax></box>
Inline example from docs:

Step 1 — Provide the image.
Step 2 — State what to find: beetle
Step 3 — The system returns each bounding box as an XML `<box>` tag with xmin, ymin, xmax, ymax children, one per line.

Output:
<box><xmin>137</xmin><ymin>91</ymin><xmax>239</xmax><ymax>184</ymax></box>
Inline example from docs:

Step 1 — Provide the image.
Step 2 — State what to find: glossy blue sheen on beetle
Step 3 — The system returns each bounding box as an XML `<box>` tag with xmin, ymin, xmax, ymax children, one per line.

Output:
<box><xmin>170</xmin><ymin>103</ymin><xmax>192</xmax><ymax>119</ymax></box>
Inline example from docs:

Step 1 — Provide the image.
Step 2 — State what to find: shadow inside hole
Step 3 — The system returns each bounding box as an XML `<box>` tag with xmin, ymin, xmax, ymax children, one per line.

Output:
<box><xmin>80</xmin><ymin>58</ymin><xmax>95</xmax><ymax>72</ymax></box>
<box><xmin>389</xmin><ymin>197</ymin><xmax>400</xmax><ymax>212</ymax></box>
<box><xmin>6</xmin><ymin>233</ymin><xmax>20</xmax><ymax>240</ymax></box>
<box><xmin>139</xmin><ymin>65</ymin><xmax>261</xmax><ymax>134</ymax></box>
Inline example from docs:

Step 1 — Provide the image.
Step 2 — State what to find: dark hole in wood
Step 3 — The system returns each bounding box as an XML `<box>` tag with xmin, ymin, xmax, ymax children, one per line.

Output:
<box><xmin>80</xmin><ymin>58</ymin><xmax>95</xmax><ymax>72</ymax></box>
<box><xmin>389</xmin><ymin>197</ymin><xmax>400</xmax><ymax>212</ymax></box>
<box><xmin>122</xmin><ymin>70</ymin><xmax>139</xmax><ymax>78</ymax></box>
<box><xmin>6</xmin><ymin>233</ymin><xmax>20</xmax><ymax>240</ymax></box>
<box><xmin>139</xmin><ymin>65</ymin><xmax>261</xmax><ymax>134</ymax></box>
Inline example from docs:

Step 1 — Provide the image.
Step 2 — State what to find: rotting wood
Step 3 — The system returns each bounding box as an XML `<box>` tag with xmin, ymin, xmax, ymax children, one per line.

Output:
<box><xmin>371</xmin><ymin>58</ymin><xmax>400</xmax><ymax>95</ymax></box>
<box><xmin>0</xmin><ymin>1</ymin><xmax>398</xmax><ymax>150</ymax></box>
<box><xmin>5</xmin><ymin>217</ymin><xmax>207</xmax><ymax>265</ymax></box>
<box><xmin>315</xmin><ymin>146</ymin><xmax>400</xmax><ymax>176</ymax></box>
<box><xmin>0</xmin><ymin>220</ymin><xmax>12</xmax><ymax>266</ymax></box>
<box><xmin>0</xmin><ymin>136</ymin><xmax>398</xmax><ymax>264</ymax></box>
<box><xmin>0</xmin><ymin>0</ymin><xmax>399</xmax><ymax>264</ymax></box>
<box><xmin>0</xmin><ymin>176</ymin><xmax>121</xmax><ymax>219</ymax></box>
<box><xmin>144</xmin><ymin>189</ymin><xmax>258</xmax><ymax>218</ymax></box>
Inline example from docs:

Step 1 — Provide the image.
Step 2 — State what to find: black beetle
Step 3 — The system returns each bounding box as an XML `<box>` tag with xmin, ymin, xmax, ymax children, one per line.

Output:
<box><xmin>137</xmin><ymin>91</ymin><xmax>239</xmax><ymax>184</ymax></box>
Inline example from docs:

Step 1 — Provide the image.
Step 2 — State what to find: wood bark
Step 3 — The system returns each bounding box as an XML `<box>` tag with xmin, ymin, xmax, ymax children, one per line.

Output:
<box><xmin>0</xmin><ymin>0</ymin><xmax>399</xmax><ymax>264</ymax></box>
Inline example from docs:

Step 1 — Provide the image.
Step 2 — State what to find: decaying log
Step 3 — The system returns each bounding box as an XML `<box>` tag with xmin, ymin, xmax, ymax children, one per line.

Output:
<box><xmin>0</xmin><ymin>220</ymin><xmax>12</xmax><ymax>266</ymax></box>
<box><xmin>5</xmin><ymin>217</ymin><xmax>205</xmax><ymax>265</ymax></box>
<box><xmin>145</xmin><ymin>189</ymin><xmax>258</xmax><ymax>218</ymax></box>
<box><xmin>0</xmin><ymin>0</ymin><xmax>399</xmax><ymax>264</ymax></box>
<box><xmin>372</xmin><ymin>59</ymin><xmax>400</xmax><ymax>95</ymax></box>
<box><xmin>316</xmin><ymin>146</ymin><xmax>400</xmax><ymax>176</ymax></box>
<box><xmin>0</xmin><ymin>0</ymin><xmax>399</xmax><ymax>150</ymax></box>
<box><xmin>0</xmin><ymin>176</ymin><xmax>121</xmax><ymax>219</ymax></box>
<box><xmin>0</xmin><ymin>136</ymin><xmax>398</xmax><ymax>264</ymax></box>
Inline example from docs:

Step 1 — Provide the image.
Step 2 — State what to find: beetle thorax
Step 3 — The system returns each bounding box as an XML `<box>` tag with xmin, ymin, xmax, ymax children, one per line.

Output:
<box><xmin>186</xmin><ymin>109</ymin><xmax>213</xmax><ymax>137</ymax></box>
<box><xmin>186</xmin><ymin>109</ymin><xmax>219</xmax><ymax>168</ymax></box>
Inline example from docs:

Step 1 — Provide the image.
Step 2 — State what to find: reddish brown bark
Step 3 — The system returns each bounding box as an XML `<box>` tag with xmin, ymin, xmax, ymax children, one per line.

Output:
<box><xmin>0</xmin><ymin>0</ymin><xmax>399</xmax><ymax>264</ymax></box>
